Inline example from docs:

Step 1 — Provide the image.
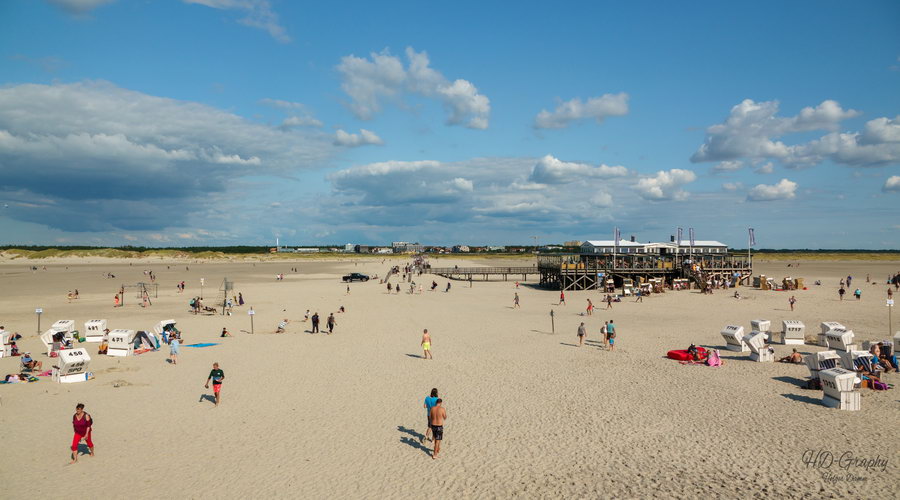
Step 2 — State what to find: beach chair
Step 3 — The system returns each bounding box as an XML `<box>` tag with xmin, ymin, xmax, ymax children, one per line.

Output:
<box><xmin>825</xmin><ymin>328</ymin><xmax>856</xmax><ymax>352</ymax></box>
<box><xmin>40</xmin><ymin>329</ymin><xmax>56</xmax><ymax>356</ymax></box>
<box><xmin>838</xmin><ymin>350</ymin><xmax>871</xmax><ymax>370</ymax></box>
<box><xmin>805</xmin><ymin>350</ymin><xmax>840</xmax><ymax>381</ymax></box>
<box><xmin>819</xmin><ymin>367</ymin><xmax>860</xmax><ymax>411</ymax></box>
<box><xmin>51</xmin><ymin>320</ymin><xmax>77</xmax><ymax>342</ymax></box>
<box><xmin>819</xmin><ymin>322</ymin><xmax>844</xmax><ymax>347</ymax></box>
<box><xmin>750</xmin><ymin>319</ymin><xmax>771</xmax><ymax>333</ymax></box>
<box><xmin>107</xmin><ymin>329</ymin><xmax>136</xmax><ymax>357</ymax></box>
<box><xmin>83</xmin><ymin>319</ymin><xmax>107</xmax><ymax>343</ymax></box>
<box><xmin>751</xmin><ymin>319</ymin><xmax>772</xmax><ymax>342</ymax></box>
<box><xmin>152</xmin><ymin>320</ymin><xmax>177</xmax><ymax>336</ymax></box>
<box><xmin>52</xmin><ymin>348</ymin><xmax>91</xmax><ymax>383</ymax></box>
<box><xmin>779</xmin><ymin>320</ymin><xmax>805</xmax><ymax>345</ymax></box>
<box><xmin>0</xmin><ymin>330</ymin><xmax>11</xmax><ymax>358</ymax></box>
<box><xmin>51</xmin><ymin>319</ymin><xmax>75</xmax><ymax>334</ymax></box>
<box><xmin>743</xmin><ymin>331</ymin><xmax>774</xmax><ymax>362</ymax></box>
<box><xmin>133</xmin><ymin>331</ymin><xmax>157</xmax><ymax>350</ymax></box>
<box><xmin>720</xmin><ymin>325</ymin><xmax>748</xmax><ymax>352</ymax></box>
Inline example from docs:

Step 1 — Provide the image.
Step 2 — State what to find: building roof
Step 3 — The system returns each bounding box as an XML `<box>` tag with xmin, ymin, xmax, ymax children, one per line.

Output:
<box><xmin>686</xmin><ymin>240</ymin><xmax>727</xmax><ymax>247</ymax></box>
<box><xmin>583</xmin><ymin>240</ymin><xmax>646</xmax><ymax>247</ymax></box>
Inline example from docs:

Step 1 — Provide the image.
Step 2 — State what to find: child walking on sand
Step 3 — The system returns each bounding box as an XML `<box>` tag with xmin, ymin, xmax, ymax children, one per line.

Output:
<box><xmin>169</xmin><ymin>336</ymin><xmax>180</xmax><ymax>364</ymax></box>
<box><xmin>205</xmin><ymin>362</ymin><xmax>225</xmax><ymax>406</ymax></box>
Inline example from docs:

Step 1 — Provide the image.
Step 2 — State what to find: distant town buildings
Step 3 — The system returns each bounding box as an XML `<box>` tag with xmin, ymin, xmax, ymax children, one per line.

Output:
<box><xmin>391</xmin><ymin>242</ymin><xmax>424</xmax><ymax>253</ymax></box>
<box><xmin>268</xmin><ymin>238</ymin><xmax>727</xmax><ymax>255</ymax></box>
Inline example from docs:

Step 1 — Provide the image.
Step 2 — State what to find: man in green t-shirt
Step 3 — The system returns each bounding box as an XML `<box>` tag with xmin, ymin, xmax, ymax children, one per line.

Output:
<box><xmin>205</xmin><ymin>362</ymin><xmax>225</xmax><ymax>406</ymax></box>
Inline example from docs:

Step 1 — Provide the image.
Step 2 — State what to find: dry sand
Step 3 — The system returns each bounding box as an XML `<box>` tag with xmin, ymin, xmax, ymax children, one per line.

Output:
<box><xmin>0</xmin><ymin>256</ymin><xmax>898</xmax><ymax>499</ymax></box>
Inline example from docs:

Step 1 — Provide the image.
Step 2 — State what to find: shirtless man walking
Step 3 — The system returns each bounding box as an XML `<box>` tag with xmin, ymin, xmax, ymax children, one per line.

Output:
<box><xmin>421</xmin><ymin>329</ymin><xmax>432</xmax><ymax>359</ymax></box>
<box><xmin>429</xmin><ymin>399</ymin><xmax>447</xmax><ymax>459</ymax></box>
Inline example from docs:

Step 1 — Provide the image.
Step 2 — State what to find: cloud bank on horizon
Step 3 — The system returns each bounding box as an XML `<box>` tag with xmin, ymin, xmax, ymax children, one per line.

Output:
<box><xmin>0</xmin><ymin>1</ymin><xmax>898</xmax><ymax>248</ymax></box>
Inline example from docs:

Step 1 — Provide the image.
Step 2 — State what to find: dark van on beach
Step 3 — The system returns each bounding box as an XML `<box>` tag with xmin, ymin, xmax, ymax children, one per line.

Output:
<box><xmin>342</xmin><ymin>273</ymin><xmax>370</xmax><ymax>282</ymax></box>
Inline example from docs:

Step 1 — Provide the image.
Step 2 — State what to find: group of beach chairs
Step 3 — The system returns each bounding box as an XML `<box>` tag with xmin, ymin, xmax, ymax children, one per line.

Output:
<box><xmin>719</xmin><ymin>320</ymin><xmax>899</xmax><ymax>411</ymax></box>
<box><xmin>15</xmin><ymin>319</ymin><xmax>182</xmax><ymax>384</ymax></box>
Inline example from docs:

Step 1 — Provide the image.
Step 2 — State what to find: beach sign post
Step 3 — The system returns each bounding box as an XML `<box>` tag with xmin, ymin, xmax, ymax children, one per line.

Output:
<box><xmin>248</xmin><ymin>307</ymin><xmax>255</xmax><ymax>334</ymax></box>
<box><xmin>550</xmin><ymin>309</ymin><xmax>555</xmax><ymax>334</ymax></box>
<box><xmin>889</xmin><ymin>299</ymin><xmax>894</xmax><ymax>336</ymax></box>
<box><xmin>200</xmin><ymin>278</ymin><xmax>205</xmax><ymax>299</ymax></box>
<box><xmin>35</xmin><ymin>307</ymin><xmax>42</xmax><ymax>334</ymax></box>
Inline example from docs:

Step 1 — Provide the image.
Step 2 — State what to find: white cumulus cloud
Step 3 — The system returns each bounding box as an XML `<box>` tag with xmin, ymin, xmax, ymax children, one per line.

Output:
<box><xmin>884</xmin><ymin>176</ymin><xmax>900</xmax><ymax>192</ymax></box>
<box><xmin>333</xmin><ymin>129</ymin><xmax>384</xmax><ymax>147</ymax></box>
<box><xmin>590</xmin><ymin>192</ymin><xmax>613</xmax><ymax>207</ymax></box>
<box><xmin>635</xmin><ymin>169</ymin><xmax>697</xmax><ymax>201</ymax></box>
<box><xmin>691</xmin><ymin>99</ymin><xmax>860</xmax><ymax>164</ymax></box>
<box><xmin>534</xmin><ymin>93</ymin><xmax>629</xmax><ymax>129</ymax></box>
<box><xmin>784</xmin><ymin>116</ymin><xmax>900</xmax><ymax>168</ymax></box>
<box><xmin>528</xmin><ymin>154</ymin><xmax>628</xmax><ymax>184</ymax></box>
<box><xmin>337</xmin><ymin>47</ymin><xmax>490</xmax><ymax>129</ymax></box>
<box><xmin>747</xmin><ymin>178</ymin><xmax>798</xmax><ymax>201</ymax></box>
<box><xmin>325</xmin><ymin>156</ymin><xmax>635</xmax><ymax>230</ymax></box>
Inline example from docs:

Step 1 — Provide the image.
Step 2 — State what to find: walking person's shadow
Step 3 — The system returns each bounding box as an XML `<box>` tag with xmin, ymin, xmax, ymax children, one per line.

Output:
<box><xmin>198</xmin><ymin>394</ymin><xmax>216</xmax><ymax>405</ymax></box>
<box><xmin>397</xmin><ymin>425</ymin><xmax>431</xmax><ymax>456</ymax></box>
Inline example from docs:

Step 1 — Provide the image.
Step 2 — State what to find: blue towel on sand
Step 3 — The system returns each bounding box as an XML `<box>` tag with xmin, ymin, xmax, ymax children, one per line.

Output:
<box><xmin>185</xmin><ymin>343</ymin><xmax>219</xmax><ymax>348</ymax></box>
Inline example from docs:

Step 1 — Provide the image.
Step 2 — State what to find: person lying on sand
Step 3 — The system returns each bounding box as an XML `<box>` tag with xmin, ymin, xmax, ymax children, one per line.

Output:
<box><xmin>778</xmin><ymin>349</ymin><xmax>803</xmax><ymax>364</ymax></box>
<box><xmin>276</xmin><ymin>319</ymin><xmax>288</xmax><ymax>334</ymax></box>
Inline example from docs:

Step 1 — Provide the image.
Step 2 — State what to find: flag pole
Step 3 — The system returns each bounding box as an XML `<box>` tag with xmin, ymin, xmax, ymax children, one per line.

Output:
<box><xmin>748</xmin><ymin>227</ymin><xmax>752</xmax><ymax>268</ymax></box>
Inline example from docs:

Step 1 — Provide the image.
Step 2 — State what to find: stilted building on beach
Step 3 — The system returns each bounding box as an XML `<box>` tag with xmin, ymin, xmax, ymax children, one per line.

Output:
<box><xmin>537</xmin><ymin>236</ymin><xmax>752</xmax><ymax>291</ymax></box>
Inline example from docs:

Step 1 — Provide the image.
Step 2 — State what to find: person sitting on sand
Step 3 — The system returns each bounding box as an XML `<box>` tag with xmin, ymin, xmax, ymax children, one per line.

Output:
<box><xmin>221</xmin><ymin>327</ymin><xmax>232</xmax><ymax>338</ymax></box>
<box><xmin>876</xmin><ymin>342</ymin><xmax>899</xmax><ymax>371</ymax></box>
<box><xmin>276</xmin><ymin>319</ymin><xmax>288</xmax><ymax>334</ymax></box>
<box><xmin>778</xmin><ymin>348</ymin><xmax>803</xmax><ymax>364</ymax></box>
<box><xmin>871</xmin><ymin>344</ymin><xmax>896</xmax><ymax>373</ymax></box>
<box><xmin>733</xmin><ymin>291</ymin><xmax>741</xmax><ymax>299</ymax></box>
<box><xmin>21</xmin><ymin>353</ymin><xmax>42</xmax><ymax>372</ymax></box>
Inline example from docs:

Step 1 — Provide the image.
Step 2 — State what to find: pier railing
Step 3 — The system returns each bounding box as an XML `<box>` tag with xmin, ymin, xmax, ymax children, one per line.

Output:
<box><xmin>428</xmin><ymin>266</ymin><xmax>539</xmax><ymax>280</ymax></box>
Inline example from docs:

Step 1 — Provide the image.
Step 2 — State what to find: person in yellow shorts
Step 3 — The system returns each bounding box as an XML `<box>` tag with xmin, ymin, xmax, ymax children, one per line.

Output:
<box><xmin>421</xmin><ymin>329</ymin><xmax>432</xmax><ymax>360</ymax></box>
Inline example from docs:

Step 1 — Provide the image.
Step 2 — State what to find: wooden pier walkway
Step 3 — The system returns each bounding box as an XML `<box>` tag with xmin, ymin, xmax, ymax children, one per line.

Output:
<box><xmin>428</xmin><ymin>266</ymin><xmax>538</xmax><ymax>281</ymax></box>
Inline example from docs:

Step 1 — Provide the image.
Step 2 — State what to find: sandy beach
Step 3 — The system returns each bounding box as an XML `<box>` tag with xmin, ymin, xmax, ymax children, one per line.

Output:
<box><xmin>0</xmin><ymin>256</ymin><xmax>897</xmax><ymax>498</ymax></box>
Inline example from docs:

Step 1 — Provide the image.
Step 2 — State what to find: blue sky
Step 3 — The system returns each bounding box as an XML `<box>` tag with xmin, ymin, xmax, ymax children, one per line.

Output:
<box><xmin>1</xmin><ymin>0</ymin><xmax>898</xmax><ymax>248</ymax></box>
